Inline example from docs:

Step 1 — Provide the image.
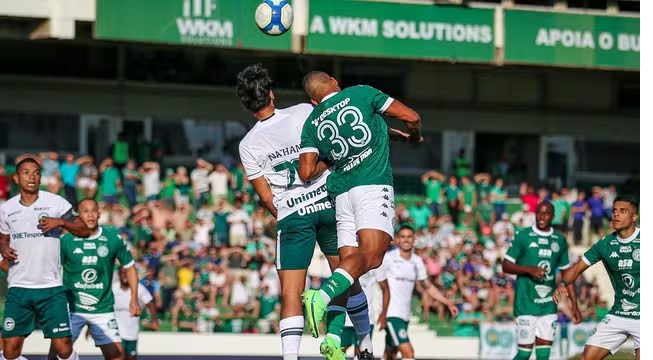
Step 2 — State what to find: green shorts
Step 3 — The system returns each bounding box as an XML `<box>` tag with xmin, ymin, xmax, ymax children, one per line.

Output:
<box><xmin>385</xmin><ymin>317</ymin><xmax>410</xmax><ymax>348</ymax></box>
<box><xmin>341</xmin><ymin>326</ymin><xmax>374</xmax><ymax>349</ymax></box>
<box><xmin>2</xmin><ymin>286</ymin><xmax>72</xmax><ymax>339</ymax></box>
<box><xmin>275</xmin><ymin>198</ymin><xmax>338</xmax><ymax>270</ymax></box>
<box><xmin>122</xmin><ymin>339</ymin><xmax>137</xmax><ymax>357</ymax></box>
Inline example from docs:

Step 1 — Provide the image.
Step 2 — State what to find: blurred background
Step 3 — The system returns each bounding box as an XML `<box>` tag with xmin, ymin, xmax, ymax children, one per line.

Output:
<box><xmin>0</xmin><ymin>0</ymin><xmax>639</xmax><ymax>359</ymax></box>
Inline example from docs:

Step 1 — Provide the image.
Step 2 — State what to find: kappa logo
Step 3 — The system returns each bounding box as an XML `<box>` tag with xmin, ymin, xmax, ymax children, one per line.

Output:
<box><xmin>73</xmin><ymin>248</ymin><xmax>83</xmax><ymax>254</ymax></box>
<box><xmin>609</xmin><ymin>252</ymin><xmax>619</xmax><ymax>258</ymax></box>
<box><xmin>529</xmin><ymin>242</ymin><xmax>539</xmax><ymax>248</ymax></box>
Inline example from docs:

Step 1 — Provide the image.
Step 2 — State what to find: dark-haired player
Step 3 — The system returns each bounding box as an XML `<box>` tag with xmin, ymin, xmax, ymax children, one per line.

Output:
<box><xmin>0</xmin><ymin>157</ymin><xmax>91</xmax><ymax>360</ymax></box>
<box><xmin>554</xmin><ymin>197</ymin><xmax>640</xmax><ymax>360</ymax></box>
<box><xmin>501</xmin><ymin>201</ymin><xmax>575</xmax><ymax>360</ymax></box>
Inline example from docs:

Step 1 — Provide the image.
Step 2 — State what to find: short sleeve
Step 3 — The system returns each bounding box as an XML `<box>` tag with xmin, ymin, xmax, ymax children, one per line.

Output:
<box><xmin>358</xmin><ymin>85</ymin><xmax>394</xmax><ymax>114</ymax></box>
<box><xmin>0</xmin><ymin>207</ymin><xmax>9</xmax><ymax>235</ymax></box>
<box><xmin>299</xmin><ymin>117</ymin><xmax>319</xmax><ymax>155</ymax></box>
<box><xmin>582</xmin><ymin>238</ymin><xmax>604</xmax><ymax>266</ymax></box>
<box><xmin>115</xmin><ymin>234</ymin><xmax>135</xmax><ymax>268</ymax></box>
<box><xmin>138</xmin><ymin>283</ymin><xmax>154</xmax><ymax>307</ymax></box>
<box><xmin>504</xmin><ymin>233</ymin><xmax>523</xmax><ymax>264</ymax></box>
<box><xmin>558</xmin><ymin>236</ymin><xmax>571</xmax><ymax>270</ymax></box>
<box><xmin>374</xmin><ymin>265</ymin><xmax>387</xmax><ymax>282</ymax></box>
<box><xmin>239</xmin><ymin>143</ymin><xmax>263</xmax><ymax>181</ymax></box>
<box><xmin>57</xmin><ymin>195</ymin><xmax>74</xmax><ymax>218</ymax></box>
<box><xmin>415</xmin><ymin>257</ymin><xmax>428</xmax><ymax>282</ymax></box>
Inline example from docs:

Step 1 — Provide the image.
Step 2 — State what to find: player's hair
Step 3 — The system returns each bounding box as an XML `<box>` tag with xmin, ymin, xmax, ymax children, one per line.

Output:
<box><xmin>78</xmin><ymin>198</ymin><xmax>98</xmax><ymax>209</ymax></box>
<box><xmin>15</xmin><ymin>157</ymin><xmax>41</xmax><ymax>172</ymax></box>
<box><xmin>397</xmin><ymin>225</ymin><xmax>415</xmax><ymax>235</ymax></box>
<box><xmin>536</xmin><ymin>200</ymin><xmax>554</xmax><ymax>213</ymax></box>
<box><xmin>614</xmin><ymin>196</ymin><xmax>638</xmax><ymax>212</ymax></box>
<box><xmin>236</xmin><ymin>63</ymin><xmax>273</xmax><ymax>113</ymax></box>
<box><xmin>302</xmin><ymin>71</ymin><xmax>331</xmax><ymax>101</ymax></box>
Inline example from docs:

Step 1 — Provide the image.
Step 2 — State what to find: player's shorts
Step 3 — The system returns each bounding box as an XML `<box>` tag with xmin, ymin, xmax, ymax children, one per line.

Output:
<box><xmin>71</xmin><ymin>312</ymin><xmax>121</xmax><ymax>346</ymax></box>
<box><xmin>2</xmin><ymin>286</ymin><xmax>71</xmax><ymax>339</ymax></box>
<box><xmin>515</xmin><ymin>314</ymin><xmax>558</xmax><ymax>345</ymax></box>
<box><xmin>122</xmin><ymin>339</ymin><xmax>138</xmax><ymax>357</ymax></box>
<box><xmin>341</xmin><ymin>326</ymin><xmax>374</xmax><ymax>349</ymax></box>
<box><xmin>586</xmin><ymin>314</ymin><xmax>640</xmax><ymax>355</ymax></box>
<box><xmin>335</xmin><ymin>185</ymin><xmax>395</xmax><ymax>249</ymax></box>
<box><xmin>275</xmin><ymin>197</ymin><xmax>338</xmax><ymax>270</ymax></box>
<box><xmin>385</xmin><ymin>317</ymin><xmax>409</xmax><ymax>348</ymax></box>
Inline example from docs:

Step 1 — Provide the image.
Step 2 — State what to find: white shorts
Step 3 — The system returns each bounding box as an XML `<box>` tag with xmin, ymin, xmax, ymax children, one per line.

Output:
<box><xmin>71</xmin><ymin>312</ymin><xmax>121</xmax><ymax>346</ymax></box>
<box><xmin>335</xmin><ymin>185</ymin><xmax>395</xmax><ymax>248</ymax></box>
<box><xmin>586</xmin><ymin>314</ymin><xmax>640</xmax><ymax>354</ymax></box>
<box><xmin>78</xmin><ymin>178</ymin><xmax>97</xmax><ymax>190</ymax></box>
<box><xmin>515</xmin><ymin>314</ymin><xmax>558</xmax><ymax>345</ymax></box>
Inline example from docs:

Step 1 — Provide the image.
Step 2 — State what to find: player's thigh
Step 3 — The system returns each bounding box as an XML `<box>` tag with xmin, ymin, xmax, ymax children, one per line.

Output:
<box><xmin>2</xmin><ymin>287</ymin><xmax>36</xmax><ymax>338</ymax></box>
<box><xmin>276</xmin><ymin>212</ymin><xmax>317</xmax><ymax>270</ymax></box>
<box><xmin>585</xmin><ymin>315</ymin><xmax>629</xmax><ymax>355</ymax></box>
<box><xmin>349</xmin><ymin>185</ymin><xmax>395</xmax><ymax>238</ymax></box>
<box><xmin>122</xmin><ymin>339</ymin><xmax>138</xmax><ymax>359</ymax></box>
<box><xmin>34</xmin><ymin>287</ymin><xmax>72</xmax><ymax>339</ymax></box>
<box><xmin>315</xmin><ymin>199</ymin><xmax>339</xmax><ymax>258</ymax></box>
<box><xmin>534</xmin><ymin>314</ymin><xmax>557</xmax><ymax>343</ymax></box>
<box><xmin>87</xmin><ymin>313</ymin><xmax>121</xmax><ymax>347</ymax></box>
<box><xmin>335</xmin><ymin>192</ymin><xmax>357</xmax><ymax>249</ymax></box>
<box><xmin>385</xmin><ymin>317</ymin><xmax>410</xmax><ymax>349</ymax></box>
<box><xmin>515</xmin><ymin>316</ymin><xmax>537</xmax><ymax>345</ymax></box>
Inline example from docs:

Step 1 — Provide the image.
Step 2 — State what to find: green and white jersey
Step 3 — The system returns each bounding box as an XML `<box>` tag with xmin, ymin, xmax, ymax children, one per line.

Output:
<box><xmin>300</xmin><ymin>85</ymin><xmax>394</xmax><ymax>197</ymax></box>
<box><xmin>504</xmin><ymin>226</ymin><xmax>570</xmax><ymax>317</ymax></box>
<box><xmin>61</xmin><ymin>227</ymin><xmax>134</xmax><ymax>314</ymax></box>
<box><xmin>239</xmin><ymin>104</ymin><xmax>330</xmax><ymax>221</ymax></box>
<box><xmin>582</xmin><ymin>228</ymin><xmax>640</xmax><ymax>320</ymax></box>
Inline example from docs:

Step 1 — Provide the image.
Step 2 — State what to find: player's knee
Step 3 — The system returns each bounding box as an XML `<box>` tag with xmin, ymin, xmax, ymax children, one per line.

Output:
<box><xmin>399</xmin><ymin>344</ymin><xmax>414</xmax><ymax>359</ymax></box>
<box><xmin>51</xmin><ymin>337</ymin><xmax>73</xmax><ymax>358</ymax></box>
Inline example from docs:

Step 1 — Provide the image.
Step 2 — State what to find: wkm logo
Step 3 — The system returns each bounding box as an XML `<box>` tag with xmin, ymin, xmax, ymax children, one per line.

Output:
<box><xmin>177</xmin><ymin>0</ymin><xmax>233</xmax><ymax>45</ymax></box>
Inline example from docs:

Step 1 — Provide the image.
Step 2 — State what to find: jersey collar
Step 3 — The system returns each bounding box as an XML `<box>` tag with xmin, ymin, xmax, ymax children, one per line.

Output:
<box><xmin>86</xmin><ymin>226</ymin><xmax>103</xmax><ymax>240</ymax></box>
<box><xmin>617</xmin><ymin>227</ymin><xmax>639</xmax><ymax>243</ymax></box>
<box><xmin>320</xmin><ymin>92</ymin><xmax>338</xmax><ymax>103</ymax></box>
<box><xmin>531</xmin><ymin>225</ymin><xmax>553</xmax><ymax>237</ymax></box>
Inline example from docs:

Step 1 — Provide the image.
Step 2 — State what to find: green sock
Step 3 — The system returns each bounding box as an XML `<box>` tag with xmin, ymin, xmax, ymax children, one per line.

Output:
<box><xmin>320</xmin><ymin>269</ymin><xmax>354</xmax><ymax>302</ymax></box>
<box><xmin>535</xmin><ymin>345</ymin><xmax>551</xmax><ymax>360</ymax></box>
<box><xmin>325</xmin><ymin>306</ymin><xmax>347</xmax><ymax>341</ymax></box>
<box><xmin>513</xmin><ymin>347</ymin><xmax>532</xmax><ymax>360</ymax></box>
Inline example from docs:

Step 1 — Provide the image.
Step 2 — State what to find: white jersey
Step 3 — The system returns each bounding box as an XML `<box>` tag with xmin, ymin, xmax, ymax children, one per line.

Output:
<box><xmin>239</xmin><ymin>104</ymin><xmax>330</xmax><ymax>220</ymax></box>
<box><xmin>0</xmin><ymin>191</ymin><xmax>73</xmax><ymax>289</ymax></box>
<box><xmin>113</xmin><ymin>282</ymin><xmax>153</xmax><ymax>341</ymax></box>
<box><xmin>382</xmin><ymin>248</ymin><xmax>428</xmax><ymax>321</ymax></box>
<box><xmin>345</xmin><ymin>267</ymin><xmax>387</xmax><ymax>327</ymax></box>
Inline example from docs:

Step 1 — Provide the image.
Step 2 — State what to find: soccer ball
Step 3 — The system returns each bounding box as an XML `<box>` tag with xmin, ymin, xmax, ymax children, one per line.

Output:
<box><xmin>255</xmin><ymin>0</ymin><xmax>293</xmax><ymax>36</ymax></box>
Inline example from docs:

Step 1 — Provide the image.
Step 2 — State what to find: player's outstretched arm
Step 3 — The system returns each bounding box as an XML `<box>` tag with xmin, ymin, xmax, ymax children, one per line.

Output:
<box><xmin>419</xmin><ymin>279</ymin><xmax>459</xmax><ymax>317</ymax></box>
<box><xmin>553</xmin><ymin>260</ymin><xmax>589</xmax><ymax>304</ymax></box>
<box><xmin>250</xmin><ymin>177</ymin><xmax>278</xmax><ymax>218</ymax></box>
<box><xmin>383</xmin><ymin>100</ymin><xmax>421</xmax><ymax>144</ymax></box>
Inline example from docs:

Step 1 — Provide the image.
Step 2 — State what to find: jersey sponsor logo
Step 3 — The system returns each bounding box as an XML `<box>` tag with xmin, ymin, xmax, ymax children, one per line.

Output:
<box><xmin>538</xmin><ymin>260</ymin><xmax>551</xmax><ymax>274</ymax></box>
<box><xmin>538</xmin><ymin>249</ymin><xmax>552</xmax><ymax>258</ymax></box>
<box><xmin>286</xmin><ymin>185</ymin><xmax>327</xmax><ymax>208</ymax></box>
<box><xmin>98</xmin><ymin>236</ymin><xmax>108</xmax><ymax>242</ymax></box>
<box><xmin>267</xmin><ymin>144</ymin><xmax>301</xmax><ymax>161</ymax></box>
<box><xmin>632</xmin><ymin>249</ymin><xmax>640</xmax><ymax>262</ymax></box>
<box><xmin>97</xmin><ymin>245</ymin><xmax>109</xmax><ymax>257</ymax></box>
<box><xmin>297</xmin><ymin>199</ymin><xmax>333</xmax><ymax>216</ymax></box>
<box><xmin>622</xmin><ymin>273</ymin><xmax>635</xmax><ymax>289</ymax></box>
<box><xmin>551</xmin><ymin>242</ymin><xmax>560</xmax><ymax>253</ymax></box>
<box><xmin>81</xmin><ymin>269</ymin><xmax>98</xmax><ymax>283</ymax></box>
<box><xmin>83</xmin><ymin>242</ymin><xmax>96</xmax><ymax>250</ymax></box>
<box><xmin>3</xmin><ymin>318</ymin><xmax>15</xmax><ymax>331</ymax></box>
<box><xmin>77</xmin><ymin>292</ymin><xmax>100</xmax><ymax>311</ymax></box>
<box><xmin>619</xmin><ymin>246</ymin><xmax>632</xmax><ymax>253</ymax></box>
<box><xmin>34</xmin><ymin>207</ymin><xmax>51</xmax><ymax>211</ymax></box>
<box><xmin>610</xmin><ymin>252</ymin><xmax>619</xmax><ymax>258</ymax></box>
<box><xmin>6</xmin><ymin>210</ymin><xmax>21</xmax><ymax>217</ymax></box>
<box><xmin>11</xmin><ymin>232</ymin><xmax>45</xmax><ymax>240</ymax></box>
<box><xmin>73</xmin><ymin>248</ymin><xmax>83</xmax><ymax>254</ymax></box>
<box><xmin>74</xmin><ymin>269</ymin><xmax>103</xmax><ymax>290</ymax></box>
<box><xmin>538</xmin><ymin>238</ymin><xmax>549</xmax><ymax>245</ymax></box>
<box><xmin>528</xmin><ymin>232</ymin><xmax>537</xmax><ymax>237</ymax></box>
<box><xmin>529</xmin><ymin>242</ymin><xmax>539</xmax><ymax>248</ymax></box>
<box><xmin>311</xmin><ymin>97</ymin><xmax>351</xmax><ymax>126</ymax></box>
<box><xmin>551</xmin><ymin>234</ymin><xmax>559</xmax><ymax>239</ymax></box>
<box><xmin>610</xmin><ymin>240</ymin><xmax>619</xmax><ymax>245</ymax></box>
<box><xmin>620</xmin><ymin>299</ymin><xmax>638</xmax><ymax>312</ymax></box>
<box><xmin>82</xmin><ymin>256</ymin><xmax>98</xmax><ymax>266</ymax></box>
<box><xmin>343</xmin><ymin>148</ymin><xmax>373</xmax><ymax>172</ymax></box>
<box><xmin>618</xmin><ymin>259</ymin><xmax>633</xmax><ymax>269</ymax></box>
<box><xmin>534</xmin><ymin>285</ymin><xmax>553</xmax><ymax>303</ymax></box>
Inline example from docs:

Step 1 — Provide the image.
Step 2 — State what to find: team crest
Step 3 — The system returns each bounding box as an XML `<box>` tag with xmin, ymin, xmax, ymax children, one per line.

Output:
<box><xmin>3</xmin><ymin>318</ymin><xmax>15</xmax><ymax>331</ymax></box>
<box><xmin>551</xmin><ymin>242</ymin><xmax>560</xmax><ymax>253</ymax></box>
<box><xmin>632</xmin><ymin>249</ymin><xmax>640</xmax><ymax>262</ymax></box>
<box><xmin>97</xmin><ymin>245</ymin><xmax>109</xmax><ymax>257</ymax></box>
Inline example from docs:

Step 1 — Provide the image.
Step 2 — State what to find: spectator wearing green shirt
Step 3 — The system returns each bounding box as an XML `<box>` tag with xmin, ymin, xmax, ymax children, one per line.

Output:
<box><xmin>99</xmin><ymin>157</ymin><xmax>121</xmax><ymax>205</ymax></box>
<box><xmin>550</xmin><ymin>191</ymin><xmax>568</xmax><ymax>233</ymax></box>
<box><xmin>475</xmin><ymin>195</ymin><xmax>495</xmax><ymax>232</ymax></box>
<box><xmin>474</xmin><ymin>173</ymin><xmax>493</xmax><ymax>199</ymax></box>
<box><xmin>111</xmin><ymin>132</ymin><xmax>130</xmax><ymax>181</ymax></box>
<box><xmin>122</xmin><ymin>159</ymin><xmax>140</xmax><ymax>210</ymax></box>
<box><xmin>454</xmin><ymin>303</ymin><xmax>485</xmax><ymax>337</ymax></box>
<box><xmin>489</xmin><ymin>178</ymin><xmax>507</xmax><ymax>220</ymax></box>
<box><xmin>421</xmin><ymin>170</ymin><xmax>446</xmax><ymax>217</ymax></box>
<box><xmin>444</xmin><ymin>176</ymin><xmax>463</xmax><ymax>227</ymax></box>
<box><xmin>460</xmin><ymin>176</ymin><xmax>477</xmax><ymax>209</ymax></box>
<box><xmin>160</xmin><ymin>168</ymin><xmax>178</xmax><ymax>209</ymax></box>
<box><xmin>454</xmin><ymin>148</ymin><xmax>471</xmax><ymax>179</ymax></box>
<box><xmin>409</xmin><ymin>201</ymin><xmax>432</xmax><ymax>230</ymax></box>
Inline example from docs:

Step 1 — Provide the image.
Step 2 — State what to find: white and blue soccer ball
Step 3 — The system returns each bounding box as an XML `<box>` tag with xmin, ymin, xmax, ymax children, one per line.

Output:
<box><xmin>255</xmin><ymin>0</ymin><xmax>293</xmax><ymax>36</ymax></box>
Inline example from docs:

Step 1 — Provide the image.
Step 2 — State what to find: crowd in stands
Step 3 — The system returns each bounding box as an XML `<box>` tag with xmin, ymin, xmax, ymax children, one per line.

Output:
<box><xmin>0</xmin><ymin>147</ymin><xmax>627</xmax><ymax>338</ymax></box>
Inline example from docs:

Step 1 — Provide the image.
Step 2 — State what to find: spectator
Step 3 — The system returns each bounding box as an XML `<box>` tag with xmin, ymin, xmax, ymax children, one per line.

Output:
<box><xmin>0</xmin><ymin>165</ymin><xmax>8</xmax><ymax>204</ymax></box>
<box><xmin>454</xmin><ymin>148</ymin><xmax>471</xmax><ymax>179</ymax></box>
<box><xmin>409</xmin><ymin>201</ymin><xmax>432</xmax><ymax>230</ymax></box>
<box><xmin>174</xmin><ymin>166</ymin><xmax>191</xmax><ymax>208</ymax></box>
<box><xmin>227</xmin><ymin>198</ymin><xmax>250</xmax><ymax>248</ymax></box>
<box><xmin>492</xmin><ymin>213</ymin><xmax>514</xmax><ymax>247</ymax></box>
<box><xmin>99</xmin><ymin>157</ymin><xmax>121</xmax><ymax>205</ymax></box>
<box><xmin>208</xmin><ymin>163</ymin><xmax>232</xmax><ymax>203</ymax></box>
<box><xmin>191</xmin><ymin>158</ymin><xmax>212</xmax><ymax>211</ymax></box>
<box><xmin>571</xmin><ymin>191</ymin><xmax>588</xmax><ymax>245</ymax></box>
<box><xmin>454</xmin><ymin>303</ymin><xmax>484</xmax><ymax>337</ymax></box>
<box><xmin>551</xmin><ymin>191</ymin><xmax>568</xmax><ymax>233</ymax></box>
<box><xmin>40</xmin><ymin>152</ymin><xmax>61</xmax><ymax>194</ymax></box>
<box><xmin>77</xmin><ymin>156</ymin><xmax>99</xmax><ymax>199</ymax></box>
<box><xmin>141</xmin><ymin>161</ymin><xmax>161</xmax><ymax>202</ymax></box>
<box><xmin>602</xmin><ymin>184</ymin><xmax>617</xmax><ymax>220</ymax></box>
<box><xmin>160</xmin><ymin>168</ymin><xmax>178</xmax><ymax>209</ymax></box>
<box><xmin>59</xmin><ymin>153</ymin><xmax>79</xmax><ymax>208</ymax></box>
<box><xmin>460</xmin><ymin>176</ymin><xmax>477</xmax><ymax>210</ymax></box>
<box><xmin>421</xmin><ymin>170</ymin><xmax>445</xmax><ymax>217</ymax></box>
<box><xmin>489</xmin><ymin>178</ymin><xmax>507</xmax><ymax>220</ymax></box>
<box><xmin>111</xmin><ymin>132</ymin><xmax>130</xmax><ymax>180</ymax></box>
<box><xmin>475</xmin><ymin>195</ymin><xmax>495</xmax><ymax>233</ymax></box>
<box><xmin>194</xmin><ymin>218</ymin><xmax>214</xmax><ymax>249</ymax></box>
<box><xmin>445</xmin><ymin>176</ymin><xmax>463</xmax><ymax>226</ymax></box>
<box><xmin>122</xmin><ymin>159</ymin><xmax>140</xmax><ymax>210</ymax></box>
<box><xmin>587</xmin><ymin>186</ymin><xmax>605</xmax><ymax>240</ymax></box>
<box><xmin>519</xmin><ymin>183</ymin><xmax>538</xmax><ymax>213</ymax></box>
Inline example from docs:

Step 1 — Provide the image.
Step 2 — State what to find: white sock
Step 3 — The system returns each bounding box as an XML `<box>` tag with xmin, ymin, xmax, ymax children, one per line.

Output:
<box><xmin>280</xmin><ymin>315</ymin><xmax>304</xmax><ymax>360</ymax></box>
<box><xmin>347</xmin><ymin>292</ymin><xmax>373</xmax><ymax>353</ymax></box>
<box><xmin>58</xmin><ymin>350</ymin><xmax>80</xmax><ymax>360</ymax></box>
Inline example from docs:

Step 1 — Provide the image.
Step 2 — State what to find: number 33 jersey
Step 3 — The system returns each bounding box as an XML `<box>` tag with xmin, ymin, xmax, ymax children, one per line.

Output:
<box><xmin>239</xmin><ymin>104</ymin><xmax>330</xmax><ymax>221</ymax></box>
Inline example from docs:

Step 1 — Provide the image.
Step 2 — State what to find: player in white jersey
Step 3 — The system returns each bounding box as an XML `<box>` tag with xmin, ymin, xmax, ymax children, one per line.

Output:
<box><xmin>237</xmin><ymin>64</ymin><xmax>371</xmax><ymax>360</ymax></box>
<box><xmin>113</xmin><ymin>267</ymin><xmax>159</xmax><ymax>360</ymax></box>
<box><xmin>379</xmin><ymin>226</ymin><xmax>458</xmax><ymax>360</ymax></box>
<box><xmin>0</xmin><ymin>157</ymin><xmax>91</xmax><ymax>360</ymax></box>
<box><xmin>340</xmin><ymin>268</ymin><xmax>389</xmax><ymax>360</ymax></box>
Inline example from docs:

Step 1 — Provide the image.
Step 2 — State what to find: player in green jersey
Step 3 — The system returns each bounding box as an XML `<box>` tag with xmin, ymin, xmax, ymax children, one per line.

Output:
<box><xmin>48</xmin><ymin>199</ymin><xmax>141</xmax><ymax>360</ymax></box>
<box><xmin>554</xmin><ymin>196</ymin><xmax>640</xmax><ymax>360</ymax></box>
<box><xmin>502</xmin><ymin>201</ymin><xmax>578</xmax><ymax>360</ymax></box>
<box><xmin>298</xmin><ymin>71</ymin><xmax>421</xmax><ymax>358</ymax></box>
